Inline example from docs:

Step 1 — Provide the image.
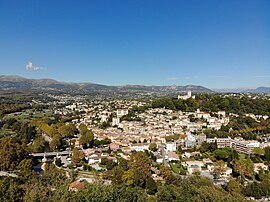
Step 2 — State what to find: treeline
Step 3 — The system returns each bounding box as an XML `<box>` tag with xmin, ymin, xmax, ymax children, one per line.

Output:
<box><xmin>1</xmin><ymin>175</ymin><xmax>246</xmax><ymax>202</ymax></box>
<box><xmin>0</xmin><ymin>103</ymin><xmax>32</xmax><ymax>118</ymax></box>
<box><xmin>151</xmin><ymin>94</ymin><xmax>270</xmax><ymax>115</ymax></box>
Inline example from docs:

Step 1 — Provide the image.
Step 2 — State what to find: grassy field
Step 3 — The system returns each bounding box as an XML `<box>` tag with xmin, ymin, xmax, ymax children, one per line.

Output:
<box><xmin>170</xmin><ymin>162</ymin><xmax>180</xmax><ymax>174</ymax></box>
<box><xmin>5</xmin><ymin>109</ymin><xmax>54</xmax><ymax>121</ymax></box>
<box><xmin>0</xmin><ymin>129</ymin><xmax>16</xmax><ymax>138</ymax></box>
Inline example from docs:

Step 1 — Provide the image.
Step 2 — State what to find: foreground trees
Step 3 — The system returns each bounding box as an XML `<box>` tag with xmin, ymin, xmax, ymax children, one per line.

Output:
<box><xmin>0</xmin><ymin>173</ymin><xmax>247</xmax><ymax>202</ymax></box>
<box><xmin>0</xmin><ymin>137</ymin><xmax>27</xmax><ymax>171</ymax></box>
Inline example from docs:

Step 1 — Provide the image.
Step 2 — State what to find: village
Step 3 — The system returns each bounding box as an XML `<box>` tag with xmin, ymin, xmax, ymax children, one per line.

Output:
<box><xmin>34</xmin><ymin>91</ymin><xmax>269</xmax><ymax>192</ymax></box>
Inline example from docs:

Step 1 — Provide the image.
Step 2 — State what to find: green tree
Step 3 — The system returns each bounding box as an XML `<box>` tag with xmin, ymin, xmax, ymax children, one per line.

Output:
<box><xmin>50</xmin><ymin>134</ymin><xmax>62</xmax><ymax>151</ymax></box>
<box><xmin>72</xmin><ymin>148</ymin><xmax>85</xmax><ymax>166</ymax></box>
<box><xmin>213</xmin><ymin>160</ymin><xmax>226</xmax><ymax>179</ymax></box>
<box><xmin>149</xmin><ymin>143</ymin><xmax>157</xmax><ymax>152</ymax></box>
<box><xmin>128</xmin><ymin>151</ymin><xmax>152</xmax><ymax>187</ymax></box>
<box><xmin>213</xmin><ymin>147</ymin><xmax>233</xmax><ymax>162</ymax></box>
<box><xmin>55</xmin><ymin>157</ymin><xmax>62</xmax><ymax>167</ymax></box>
<box><xmin>145</xmin><ymin>177</ymin><xmax>157</xmax><ymax>195</ymax></box>
<box><xmin>233</xmin><ymin>157</ymin><xmax>254</xmax><ymax>179</ymax></box>
<box><xmin>0</xmin><ymin>137</ymin><xmax>26</xmax><ymax>171</ymax></box>
<box><xmin>18</xmin><ymin>159</ymin><xmax>33</xmax><ymax>178</ymax></box>
<box><xmin>79</xmin><ymin>130</ymin><xmax>94</xmax><ymax>148</ymax></box>
<box><xmin>264</xmin><ymin>146</ymin><xmax>270</xmax><ymax>163</ymax></box>
<box><xmin>226</xmin><ymin>179</ymin><xmax>242</xmax><ymax>194</ymax></box>
<box><xmin>79</xmin><ymin>123</ymin><xmax>88</xmax><ymax>136</ymax></box>
<box><xmin>160</xmin><ymin>165</ymin><xmax>172</xmax><ymax>180</ymax></box>
<box><xmin>30</xmin><ymin>136</ymin><xmax>46</xmax><ymax>153</ymax></box>
<box><xmin>58</xmin><ymin>124</ymin><xmax>78</xmax><ymax>138</ymax></box>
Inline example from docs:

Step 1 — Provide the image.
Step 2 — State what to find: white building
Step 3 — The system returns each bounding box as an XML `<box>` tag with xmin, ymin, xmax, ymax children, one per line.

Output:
<box><xmin>254</xmin><ymin>163</ymin><xmax>268</xmax><ymax>173</ymax></box>
<box><xmin>117</xmin><ymin>109</ymin><xmax>129</xmax><ymax>117</ymax></box>
<box><xmin>168</xmin><ymin>152</ymin><xmax>180</xmax><ymax>161</ymax></box>
<box><xmin>129</xmin><ymin>143</ymin><xmax>149</xmax><ymax>151</ymax></box>
<box><xmin>112</xmin><ymin>117</ymin><xmax>120</xmax><ymax>126</ymax></box>
<box><xmin>166</xmin><ymin>142</ymin><xmax>177</xmax><ymax>152</ymax></box>
<box><xmin>183</xmin><ymin>161</ymin><xmax>204</xmax><ymax>175</ymax></box>
<box><xmin>206</xmin><ymin>137</ymin><xmax>261</xmax><ymax>154</ymax></box>
<box><xmin>178</xmin><ymin>91</ymin><xmax>195</xmax><ymax>100</ymax></box>
<box><xmin>100</xmin><ymin>115</ymin><xmax>108</xmax><ymax>122</ymax></box>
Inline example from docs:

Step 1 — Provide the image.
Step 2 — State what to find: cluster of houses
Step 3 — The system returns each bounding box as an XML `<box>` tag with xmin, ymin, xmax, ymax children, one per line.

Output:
<box><xmin>47</xmin><ymin>92</ymin><xmax>270</xmax><ymax>189</ymax></box>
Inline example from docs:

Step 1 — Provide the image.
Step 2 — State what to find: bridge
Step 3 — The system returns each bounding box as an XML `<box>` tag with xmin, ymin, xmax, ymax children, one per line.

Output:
<box><xmin>31</xmin><ymin>151</ymin><xmax>72</xmax><ymax>157</ymax></box>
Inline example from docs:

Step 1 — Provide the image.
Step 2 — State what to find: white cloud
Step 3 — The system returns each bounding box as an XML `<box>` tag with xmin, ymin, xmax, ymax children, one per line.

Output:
<box><xmin>25</xmin><ymin>62</ymin><xmax>45</xmax><ymax>71</ymax></box>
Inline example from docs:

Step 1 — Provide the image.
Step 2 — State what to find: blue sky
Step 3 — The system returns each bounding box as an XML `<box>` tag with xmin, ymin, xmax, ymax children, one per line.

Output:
<box><xmin>0</xmin><ymin>0</ymin><xmax>269</xmax><ymax>88</ymax></box>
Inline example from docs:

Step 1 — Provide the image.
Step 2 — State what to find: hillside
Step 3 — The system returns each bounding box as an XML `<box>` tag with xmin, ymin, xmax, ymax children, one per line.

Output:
<box><xmin>0</xmin><ymin>75</ymin><xmax>213</xmax><ymax>94</ymax></box>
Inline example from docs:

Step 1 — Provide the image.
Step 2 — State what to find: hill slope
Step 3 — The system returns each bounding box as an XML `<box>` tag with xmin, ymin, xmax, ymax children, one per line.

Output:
<box><xmin>0</xmin><ymin>75</ymin><xmax>213</xmax><ymax>94</ymax></box>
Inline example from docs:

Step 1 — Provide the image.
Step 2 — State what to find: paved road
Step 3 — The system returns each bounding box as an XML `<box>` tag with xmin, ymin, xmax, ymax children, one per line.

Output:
<box><xmin>159</xmin><ymin>144</ymin><xmax>169</xmax><ymax>167</ymax></box>
<box><xmin>31</xmin><ymin>151</ymin><xmax>72</xmax><ymax>157</ymax></box>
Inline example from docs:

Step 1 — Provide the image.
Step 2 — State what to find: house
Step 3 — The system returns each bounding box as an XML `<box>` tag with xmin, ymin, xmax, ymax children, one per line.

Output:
<box><xmin>222</xmin><ymin>167</ymin><xmax>232</xmax><ymax>177</ymax></box>
<box><xmin>183</xmin><ymin>160</ymin><xmax>205</xmax><ymax>175</ymax></box>
<box><xmin>185</xmin><ymin>139</ymin><xmax>196</xmax><ymax>148</ymax></box>
<box><xmin>129</xmin><ymin>143</ymin><xmax>149</xmax><ymax>151</ymax></box>
<box><xmin>196</xmin><ymin>109</ymin><xmax>210</xmax><ymax>119</ymax></box>
<box><xmin>202</xmin><ymin>158</ymin><xmax>213</xmax><ymax>164</ymax></box>
<box><xmin>196</xmin><ymin>134</ymin><xmax>206</xmax><ymax>145</ymax></box>
<box><xmin>208</xmin><ymin>164</ymin><xmax>232</xmax><ymax>178</ymax></box>
<box><xmin>182</xmin><ymin>152</ymin><xmax>191</xmax><ymax>158</ymax></box>
<box><xmin>112</xmin><ymin>117</ymin><xmax>120</xmax><ymax>126</ymax></box>
<box><xmin>117</xmin><ymin>109</ymin><xmax>129</xmax><ymax>117</ymax></box>
<box><xmin>88</xmin><ymin>153</ymin><xmax>102</xmax><ymax>164</ymax></box>
<box><xmin>254</xmin><ymin>163</ymin><xmax>268</xmax><ymax>173</ymax></box>
<box><xmin>166</xmin><ymin>142</ymin><xmax>176</xmax><ymax>152</ymax></box>
<box><xmin>155</xmin><ymin>154</ymin><xmax>163</xmax><ymax>163</ymax></box>
<box><xmin>69</xmin><ymin>180</ymin><xmax>87</xmax><ymax>192</ymax></box>
<box><xmin>188</xmin><ymin>165</ymin><xmax>201</xmax><ymax>174</ymax></box>
<box><xmin>168</xmin><ymin>152</ymin><xmax>180</xmax><ymax>162</ymax></box>
<box><xmin>109</xmin><ymin>142</ymin><xmax>120</xmax><ymax>151</ymax></box>
<box><xmin>218</xmin><ymin>111</ymin><xmax>226</xmax><ymax>117</ymax></box>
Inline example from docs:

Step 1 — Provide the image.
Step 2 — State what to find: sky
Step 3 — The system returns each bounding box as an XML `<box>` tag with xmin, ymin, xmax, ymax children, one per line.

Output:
<box><xmin>0</xmin><ymin>0</ymin><xmax>269</xmax><ymax>88</ymax></box>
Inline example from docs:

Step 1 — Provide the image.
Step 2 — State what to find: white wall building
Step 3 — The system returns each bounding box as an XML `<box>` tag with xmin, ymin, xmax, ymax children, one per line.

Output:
<box><xmin>129</xmin><ymin>143</ymin><xmax>149</xmax><ymax>151</ymax></box>
<box><xmin>166</xmin><ymin>142</ymin><xmax>177</xmax><ymax>152</ymax></box>
<box><xmin>112</xmin><ymin>117</ymin><xmax>120</xmax><ymax>126</ymax></box>
<box><xmin>117</xmin><ymin>109</ymin><xmax>129</xmax><ymax>117</ymax></box>
<box><xmin>178</xmin><ymin>91</ymin><xmax>195</xmax><ymax>100</ymax></box>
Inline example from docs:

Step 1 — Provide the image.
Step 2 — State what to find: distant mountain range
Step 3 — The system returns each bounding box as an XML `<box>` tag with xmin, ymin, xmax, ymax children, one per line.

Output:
<box><xmin>0</xmin><ymin>75</ymin><xmax>212</xmax><ymax>94</ymax></box>
<box><xmin>213</xmin><ymin>87</ymin><xmax>270</xmax><ymax>93</ymax></box>
<box><xmin>1</xmin><ymin>75</ymin><xmax>269</xmax><ymax>94</ymax></box>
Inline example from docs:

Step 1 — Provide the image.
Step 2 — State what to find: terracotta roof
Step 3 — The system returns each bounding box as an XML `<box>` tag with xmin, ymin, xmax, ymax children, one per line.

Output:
<box><xmin>69</xmin><ymin>180</ymin><xmax>87</xmax><ymax>190</ymax></box>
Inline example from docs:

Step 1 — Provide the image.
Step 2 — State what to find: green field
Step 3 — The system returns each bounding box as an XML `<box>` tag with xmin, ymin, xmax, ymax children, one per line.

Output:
<box><xmin>170</xmin><ymin>162</ymin><xmax>180</xmax><ymax>174</ymax></box>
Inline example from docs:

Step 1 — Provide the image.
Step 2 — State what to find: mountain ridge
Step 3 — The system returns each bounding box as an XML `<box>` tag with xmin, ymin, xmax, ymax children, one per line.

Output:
<box><xmin>0</xmin><ymin>75</ymin><xmax>213</xmax><ymax>94</ymax></box>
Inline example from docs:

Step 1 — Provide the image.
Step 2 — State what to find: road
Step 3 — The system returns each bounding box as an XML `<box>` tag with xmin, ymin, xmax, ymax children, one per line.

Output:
<box><xmin>31</xmin><ymin>151</ymin><xmax>72</xmax><ymax>157</ymax></box>
<box><xmin>159</xmin><ymin>144</ymin><xmax>169</xmax><ymax>167</ymax></box>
